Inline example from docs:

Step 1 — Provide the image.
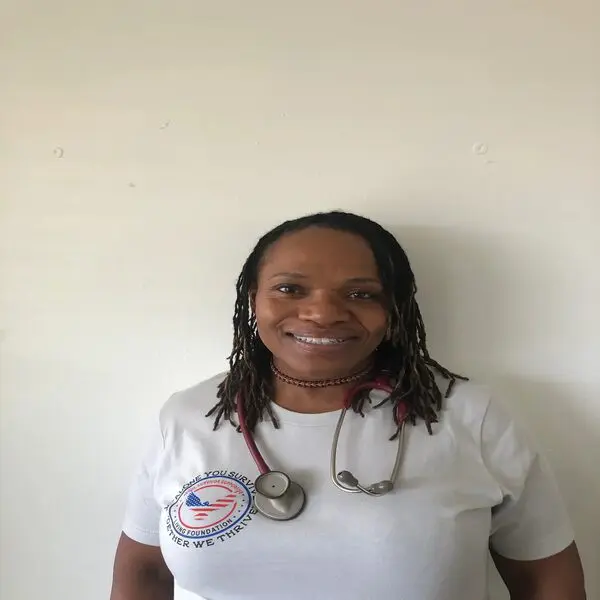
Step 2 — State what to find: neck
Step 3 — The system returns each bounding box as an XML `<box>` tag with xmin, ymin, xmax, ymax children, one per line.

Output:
<box><xmin>270</xmin><ymin>359</ymin><xmax>373</xmax><ymax>414</ymax></box>
<box><xmin>273</xmin><ymin>379</ymin><xmax>352</xmax><ymax>414</ymax></box>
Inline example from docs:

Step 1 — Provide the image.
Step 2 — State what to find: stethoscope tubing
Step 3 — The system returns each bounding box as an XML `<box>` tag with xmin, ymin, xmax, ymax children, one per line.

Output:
<box><xmin>237</xmin><ymin>376</ymin><xmax>410</xmax><ymax>519</ymax></box>
<box><xmin>330</xmin><ymin>379</ymin><xmax>407</xmax><ymax>494</ymax></box>
<box><xmin>238</xmin><ymin>377</ymin><xmax>408</xmax><ymax>479</ymax></box>
<box><xmin>237</xmin><ymin>392</ymin><xmax>270</xmax><ymax>475</ymax></box>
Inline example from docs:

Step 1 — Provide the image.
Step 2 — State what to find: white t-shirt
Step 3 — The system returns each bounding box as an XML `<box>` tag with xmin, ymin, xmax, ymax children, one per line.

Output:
<box><xmin>122</xmin><ymin>373</ymin><xmax>574</xmax><ymax>600</ymax></box>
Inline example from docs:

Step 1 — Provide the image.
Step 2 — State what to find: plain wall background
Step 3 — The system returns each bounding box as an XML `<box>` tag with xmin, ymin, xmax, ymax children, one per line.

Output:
<box><xmin>1</xmin><ymin>1</ymin><xmax>598</xmax><ymax>598</ymax></box>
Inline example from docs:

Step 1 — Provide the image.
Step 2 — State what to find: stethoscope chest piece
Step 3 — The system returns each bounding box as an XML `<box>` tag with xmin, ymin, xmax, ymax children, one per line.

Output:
<box><xmin>254</xmin><ymin>471</ymin><xmax>306</xmax><ymax>521</ymax></box>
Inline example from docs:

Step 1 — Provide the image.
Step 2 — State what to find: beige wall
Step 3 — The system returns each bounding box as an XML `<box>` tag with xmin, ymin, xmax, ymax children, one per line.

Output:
<box><xmin>1</xmin><ymin>1</ymin><xmax>598</xmax><ymax>598</ymax></box>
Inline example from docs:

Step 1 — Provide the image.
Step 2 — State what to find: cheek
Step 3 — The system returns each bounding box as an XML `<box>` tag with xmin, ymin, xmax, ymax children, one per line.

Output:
<box><xmin>360</xmin><ymin>306</ymin><xmax>389</xmax><ymax>339</ymax></box>
<box><xmin>254</xmin><ymin>296</ymin><xmax>284</xmax><ymax>334</ymax></box>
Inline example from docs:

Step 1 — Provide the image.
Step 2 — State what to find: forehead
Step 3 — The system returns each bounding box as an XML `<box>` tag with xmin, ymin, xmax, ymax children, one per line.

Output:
<box><xmin>258</xmin><ymin>227</ymin><xmax>379</xmax><ymax>279</ymax></box>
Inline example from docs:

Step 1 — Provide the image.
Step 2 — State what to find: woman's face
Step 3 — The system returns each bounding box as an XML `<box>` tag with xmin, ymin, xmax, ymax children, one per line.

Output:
<box><xmin>253</xmin><ymin>227</ymin><xmax>389</xmax><ymax>380</ymax></box>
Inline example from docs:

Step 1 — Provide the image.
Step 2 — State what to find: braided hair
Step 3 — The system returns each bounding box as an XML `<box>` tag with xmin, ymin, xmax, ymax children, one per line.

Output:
<box><xmin>207</xmin><ymin>211</ymin><xmax>467</xmax><ymax>438</ymax></box>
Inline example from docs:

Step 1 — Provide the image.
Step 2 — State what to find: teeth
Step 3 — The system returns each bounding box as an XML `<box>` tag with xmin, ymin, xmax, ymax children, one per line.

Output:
<box><xmin>293</xmin><ymin>335</ymin><xmax>346</xmax><ymax>345</ymax></box>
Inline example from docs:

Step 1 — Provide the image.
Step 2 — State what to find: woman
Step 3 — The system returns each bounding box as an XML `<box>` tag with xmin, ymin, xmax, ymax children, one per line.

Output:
<box><xmin>110</xmin><ymin>211</ymin><xmax>586</xmax><ymax>600</ymax></box>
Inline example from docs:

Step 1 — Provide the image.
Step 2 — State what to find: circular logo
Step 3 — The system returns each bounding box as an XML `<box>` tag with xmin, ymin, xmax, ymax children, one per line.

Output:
<box><xmin>168</xmin><ymin>474</ymin><xmax>253</xmax><ymax>540</ymax></box>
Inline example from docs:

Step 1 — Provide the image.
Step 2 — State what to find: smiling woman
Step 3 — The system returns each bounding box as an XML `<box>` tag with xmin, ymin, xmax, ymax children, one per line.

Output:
<box><xmin>110</xmin><ymin>211</ymin><xmax>586</xmax><ymax>600</ymax></box>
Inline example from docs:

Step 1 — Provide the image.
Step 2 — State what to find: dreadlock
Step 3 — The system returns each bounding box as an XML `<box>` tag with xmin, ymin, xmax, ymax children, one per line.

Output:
<box><xmin>206</xmin><ymin>211</ymin><xmax>467</xmax><ymax>438</ymax></box>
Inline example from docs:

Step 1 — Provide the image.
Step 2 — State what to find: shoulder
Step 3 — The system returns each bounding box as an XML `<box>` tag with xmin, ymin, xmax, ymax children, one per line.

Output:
<box><xmin>158</xmin><ymin>371</ymin><xmax>228</xmax><ymax>433</ymax></box>
<box><xmin>439</xmin><ymin>375</ymin><xmax>527</xmax><ymax>435</ymax></box>
<box><xmin>441</xmin><ymin>377</ymin><xmax>546</xmax><ymax>490</ymax></box>
<box><xmin>437</xmin><ymin>375</ymin><xmax>493</xmax><ymax>435</ymax></box>
<box><xmin>437</xmin><ymin>377</ymin><xmax>534</xmax><ymax>465</ymax></box>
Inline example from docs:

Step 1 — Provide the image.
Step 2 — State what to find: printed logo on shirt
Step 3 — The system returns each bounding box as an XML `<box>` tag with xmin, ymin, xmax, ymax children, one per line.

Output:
<box><xmin>166</xmin><ymin>471</ymin><xmax>256</xmax><ymax>549</ymax></box>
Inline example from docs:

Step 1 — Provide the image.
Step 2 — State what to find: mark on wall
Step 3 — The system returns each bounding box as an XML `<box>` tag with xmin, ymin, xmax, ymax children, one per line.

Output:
<box><xmin>53</xmin><ymin>147</ymin><xmax>64</xmax><ymax>158</ymax></box>
<box><xmin>472</xmin><ymin>142</ymin><xmax>488</xmax><ymax>156</ymax></box>
<box><xmin>472</xmin><ymin>142</ymin><xmax>496</xmax><ymax>166</ymax></box>
<box><xmin>160</xmin><ymin>121</ymin><xmax>171</xmax><ymax>129</ymax></box>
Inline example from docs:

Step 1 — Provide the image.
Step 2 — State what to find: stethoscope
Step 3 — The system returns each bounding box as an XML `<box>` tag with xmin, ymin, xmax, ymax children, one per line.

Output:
<box><xmin>237</xmin><ymin>378</ymin><xmax>409</xmax><ymax>521</ymax></box>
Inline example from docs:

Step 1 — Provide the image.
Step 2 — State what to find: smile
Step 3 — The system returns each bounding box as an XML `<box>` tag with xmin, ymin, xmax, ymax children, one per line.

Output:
<box><xmin>290</xmin><ymin>335</ymin><xmax>350</xmax><ymax>345</ymax></box>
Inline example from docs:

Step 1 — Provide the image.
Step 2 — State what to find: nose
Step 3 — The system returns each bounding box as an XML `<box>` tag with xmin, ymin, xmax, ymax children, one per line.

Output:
<box><xmin>297</xmin><ymin>291</ymin><xmax>349</xmax><ymax>325</ymax></box>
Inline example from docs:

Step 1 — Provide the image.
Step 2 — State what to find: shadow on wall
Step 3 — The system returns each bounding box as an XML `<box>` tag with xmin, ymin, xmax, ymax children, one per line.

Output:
<box><xmin>387</xmin><ymin>224</ymin><xmax>549</xmax><ymax>373</ymax></box>
<box><xmin>386</xmin><ymin>224</ymin><xmax>598</xmax><ymax>599</ymax></box>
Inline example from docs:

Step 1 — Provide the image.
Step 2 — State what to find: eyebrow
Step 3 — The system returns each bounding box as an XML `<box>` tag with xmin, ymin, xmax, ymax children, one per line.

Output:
<box><xmin>268</xmin><ymin>272</ymin><xmax>381</xmax><ymax>285</ymax></box>
<box><xmin>268</xmin><ymin>272</ymin><xmax>308</xmax><ymax>280</ymax></box>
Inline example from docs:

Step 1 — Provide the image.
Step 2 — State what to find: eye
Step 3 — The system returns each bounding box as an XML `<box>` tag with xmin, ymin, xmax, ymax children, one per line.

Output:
<box><xmin>348</xmin><ymin>290</ymin><xmax>378</xmax><ymax>300</ymax></box>
<box><xmin>275</xmin><ymin>284</ymin><xmax>302</xmax><ymax>295</ymax></box>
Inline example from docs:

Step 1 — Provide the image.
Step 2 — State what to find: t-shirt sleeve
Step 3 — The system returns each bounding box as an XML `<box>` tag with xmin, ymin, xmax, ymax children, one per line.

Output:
<box><xmin>482</xmin><ymin>396</ymin><xmax>575</xmax><ymax>561</ymax></box>
<box><xmin>121</xmin><ymin>418</ymin><xmax>165</xmax><ymax>547</ymax></box>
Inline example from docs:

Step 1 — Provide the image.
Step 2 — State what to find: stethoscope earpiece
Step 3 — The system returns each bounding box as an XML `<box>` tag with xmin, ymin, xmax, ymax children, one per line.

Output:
<box><xmin>336</xmin><ymin>471</ymin><xmax>395</xmax><ymax>496</ymax></box>
<box><xmin>336</xmin><ymin>470</ymin><xmax>359</xmax><ymax>487</ymax></box>
<box><xmin>331</xmin><ymin>397</ymin><xmax>407</xmax><ymax>498</ymax></box>
<box><xmin>368</xmin><ymin>480</ymin><xmax>394</xmax><ymax>495</ymax></box>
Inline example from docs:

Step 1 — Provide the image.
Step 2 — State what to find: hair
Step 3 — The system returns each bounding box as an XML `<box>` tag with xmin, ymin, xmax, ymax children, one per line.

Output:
<box><xmin>207</xmin><ymin>210</ymin><xmax>467</xmax><ymax>438</ymax></box>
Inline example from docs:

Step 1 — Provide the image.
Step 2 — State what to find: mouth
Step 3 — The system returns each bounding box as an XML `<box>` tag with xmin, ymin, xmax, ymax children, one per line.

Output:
<box><xmin>286</xmin><ymin>333</ymin><xmax>355</xmax><ymax>346</ymax></box>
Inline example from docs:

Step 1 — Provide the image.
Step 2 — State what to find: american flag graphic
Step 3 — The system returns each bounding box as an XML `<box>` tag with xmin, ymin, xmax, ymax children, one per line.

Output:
<box><xmin>185</xmin><ymin>491</ymin><xmax>238</xmax><ymax>521</ymax></box>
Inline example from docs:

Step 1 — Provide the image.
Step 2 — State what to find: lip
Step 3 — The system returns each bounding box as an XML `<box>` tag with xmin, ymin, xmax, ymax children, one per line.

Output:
<box><xmin>285</xmin><ymin>331</ymin><xmax>357</xmax><ymax>341</ymax></box>
<box><xmin>284</xmin><ymin>332</ymin><xmax>358</xmax><ymax>352</ymax></box>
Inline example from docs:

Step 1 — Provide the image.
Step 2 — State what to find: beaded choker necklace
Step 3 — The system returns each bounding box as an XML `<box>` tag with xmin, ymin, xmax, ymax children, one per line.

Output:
<box><xmin>271</xmin><ymin>361</ymin><xmax>372</xmax><ymax>388</ymax></box>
